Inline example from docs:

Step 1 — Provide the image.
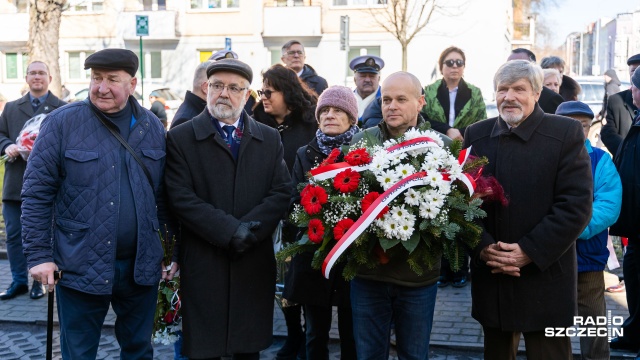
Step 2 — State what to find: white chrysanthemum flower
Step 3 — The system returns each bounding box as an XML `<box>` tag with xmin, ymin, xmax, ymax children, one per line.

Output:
<box><xmin>447</xmin><ymin>165</ymin><xmax>464</xmax><ymax>181</ymax></box>
<box><xmin>369</xmin><ymin>154</ymin><xmax>389</xmax><ymax>174</ymax></box>
<box><xmin>429</xmin><ymin>192</ymin><xmax>446</xmax><ymax>208</ymax></box>
<box><xmin>396</xmin><ymin>218</ymin><xmax>414</xmax><ymax>241</ymax></box>
<box><xmin>377</xmin><ymin>169</ymin><xmax>400</xmax><ymax>190</ymax></box>
<box><xmin>388</xmin><ymin>151</ymin><xmax>407</xmax><ymax>166</ymax></box>
<box><xmin>426</xmin><ymin>171</ymin><xmax>445</xmax><ymax>188</ymax></box>
<box><xmin>395</xmin><ymin>163</ymin><xmax>415</xmax><ymax>178</ymax></box>
<box><xmin>403</xmin><ymin>128</ymin><xmax>421</xmax><ymax>141</ymax></box>
<box><xmin>390</xmin><ymin>205</ymin><xmax>410</xmax><ymax>221</ymax></box>
<box><xmin>421</xmin><ymin>130</ymin><xmax>445</xmax><ymax>146</ymax></box>
<box><xmin>419</xmin><ymin>202</ymin><xmax>441</xmax><ymax>219</ymax></box>
<box><xmin>421</xmin><ymin>160</ymin><xmax>440</xmax><ymax>173</ymax></box>
<box><xmin>382</xmin><ymin>218</ymin><xmax>399</xmax><ymax>238</ymax></box>
<box><xmin>424</xmin><ymin>150</ymin><xmax>445</xmax><ymax>168</ymax></box>
<box><xmin>404</xmin><ymin>188</ymin><xmax>421</xmax><ymax>206</ymax></box>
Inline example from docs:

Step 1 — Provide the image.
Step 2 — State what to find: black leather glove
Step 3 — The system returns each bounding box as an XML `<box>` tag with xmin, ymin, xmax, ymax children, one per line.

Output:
<box><xmin>229</xmin><ymin>221</ymin><xmax>261</xmax><ymax>254</ymax></box>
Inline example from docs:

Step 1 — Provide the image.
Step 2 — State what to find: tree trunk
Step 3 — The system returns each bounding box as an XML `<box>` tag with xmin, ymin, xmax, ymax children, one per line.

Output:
<box><xmin>402</xmin><ymin>44</ymin><xmax>408</xmax><ymax>72</ymax></box>
<box><xmin>28</xmin><ymin>0</ymin><xmax>65</xmax><ymax>98</ymax></box>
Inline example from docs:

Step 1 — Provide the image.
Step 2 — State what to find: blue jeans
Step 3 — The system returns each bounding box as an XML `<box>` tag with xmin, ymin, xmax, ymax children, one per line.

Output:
<box><xmin>3</xmin><ymin>201</ymin><xmax>27</xmax><ymax>285</ymax></box>
<box><xmin>351</xmin><ymin>278</ymin><xmax>437</xmax><ymax>360</ymax></box>
<box><xmin>56</xmin><ymin>259</ymin><xmax>157</xmax><ymax>360</ymax></box>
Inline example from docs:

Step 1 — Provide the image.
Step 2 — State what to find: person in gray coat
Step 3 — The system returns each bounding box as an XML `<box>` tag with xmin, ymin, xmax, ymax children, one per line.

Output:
<box><xmin>0</xmin><ymin>61</ymin><xmax>66</xmax><ymax>301</ymax></box>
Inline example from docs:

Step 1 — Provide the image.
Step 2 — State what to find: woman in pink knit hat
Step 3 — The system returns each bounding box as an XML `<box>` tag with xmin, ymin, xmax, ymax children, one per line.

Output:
<box><xmin>284</xmin><ymin>85</ymin><xmax>359</xmax><ymax>360</ymax></box>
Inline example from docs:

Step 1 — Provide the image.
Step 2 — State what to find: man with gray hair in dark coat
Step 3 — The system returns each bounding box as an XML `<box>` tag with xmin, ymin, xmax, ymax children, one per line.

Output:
<box><xmin>463</xmin><ymin>60</ymin><xmax>592</xmax><ymax>359</ymax></box>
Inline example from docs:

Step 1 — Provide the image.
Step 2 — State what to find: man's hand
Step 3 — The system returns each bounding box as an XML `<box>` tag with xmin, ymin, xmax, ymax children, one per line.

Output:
<box><xmin>446</xmin><ymin>128</ymin><xmax>463</xmax><ymax>141</ymax></box>
<box><xmin>480</xmin><ymin>242</ymin><xmax>532</xmax><ymax>277</ymax></box>
<box><xmin>29</xmin><ymin>262</ymin><xmax>59</xmax><ymax>292</ymax></box>
<box><xmin>229</xmin><ymin>221</ymin><xmax>261</xmax><ymax>254</ymax></box>
<box><xmin>162</xmin><ymin>261</ymin><xmax>180</xmax><ymax>280</ymax></box>
<box><xmin>4</xmin><ymin>144</ymin><xmax>20</xmax><ymax>159</ymax></box>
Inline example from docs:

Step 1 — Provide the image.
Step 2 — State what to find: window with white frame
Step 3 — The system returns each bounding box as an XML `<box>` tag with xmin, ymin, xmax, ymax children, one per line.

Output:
<box><xmin>142</xmin><ymin>0</ymin><xmax>167</xmax><ymax>11</ymax></box>
<box><xmin>68</xmin><ymin>0</ymin><xmax>104</xmax><ymax>12</ymax></box>
<box><xmin>68</xmin><ymin>51</ymin><xmax>94</xmax><ymax>80</ymax></box>
<box><xmin>332</xmin><ymin>0</ymin><xmax>386</xmax><ymax>5</ymax></box>
<box><xmin>4</xmin><ymin>52</ymin><xmax>28</xmax><ymax>80</ymax></box>
<box><xmin>190</xmin><ymin>0</ymin><xmax>239</xmax><ymax>10</ymax></box>
<box><xmin>135</xmin><ymin>51</ymin><xmax>163</xmax><ymax>79</ymax></box>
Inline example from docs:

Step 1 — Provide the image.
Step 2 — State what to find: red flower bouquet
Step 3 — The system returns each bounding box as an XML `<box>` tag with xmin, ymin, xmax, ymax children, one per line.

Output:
<box><xmin>152</xmin><ymin>228</ymin><xmax>181</xmax><ymax>345</ymax></box>
<box><xmin>1</xmin><ymin>113</ymin><xmax>47</xmax><ymax>165</ymax></box>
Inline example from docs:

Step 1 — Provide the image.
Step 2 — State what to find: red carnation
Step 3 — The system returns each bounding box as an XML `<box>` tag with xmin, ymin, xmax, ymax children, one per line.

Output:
<box><xmin>344</xmin><ymin>148</ymin><xmax>371</xmax><ymax>166</ymax></box>
<box><xmin>333</xmin><ymin>218</ymin><xmax>355</xmax><ymax>240</ymax></box>
<box><xmin>319</xmin><ymin>148</ymin><xmax>342</xmax><ymax>166</ymax></box>
<box><xmin>163</xmin><ymin>310</ymin><xmax>176</xmax><ymax>324</ymax></box>
<box><xmin>300</xmin><ymin>185</ymin><xmax>328</xmax><ymax>215</ymax></box>
<box><xmin>361</xmin><ymin>192</ymin><xmax>389</xmax><ymax>219</ymax></box>
<box><xmin>308</xmin><ymin>219</ymin><xmax>325</xmax><ymax>244</ymax></box>
<box><xmin>333</xmin><ymin>169</ymin><xmax>360</xmax><ymax>193</ymax></box>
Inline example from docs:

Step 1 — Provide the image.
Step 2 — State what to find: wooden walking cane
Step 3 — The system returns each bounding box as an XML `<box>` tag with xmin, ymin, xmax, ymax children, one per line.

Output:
<box><xmin>47</xmin><ymin>271</ymin><xmax>62</xmax><ymax>360</ymax></box>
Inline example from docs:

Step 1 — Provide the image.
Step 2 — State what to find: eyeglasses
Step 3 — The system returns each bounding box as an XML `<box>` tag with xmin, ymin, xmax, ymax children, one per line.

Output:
<box><xmin>27</xmin><ymin>71</ymin><xmax>48</xmax><ymax>76</ymax></box>
<box><xmin>286</xmin><ymin>50</ymin><xmax>304</xmax><ymax>57</ymax></box>
<box><xmin>257</xmin><ymin>89</ymin><xmax>278</xmax><ymax>99</ymax></box>
<box><xmin>208</xmin><ymin>83</ymin><xmax>247</xmax><ymax>95</ymax></box>
<box><xmin>444</xmin><ymin>59</ymin><xmax>465</xmax><ymax>68</ymax></box>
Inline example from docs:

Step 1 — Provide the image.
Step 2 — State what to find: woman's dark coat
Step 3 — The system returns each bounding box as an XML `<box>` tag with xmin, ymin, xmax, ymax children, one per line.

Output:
<box><xmin>601</xmin><ymin>89</ymin><xmax>637</xmax><ymax>155</ymax></box>
<box><xmin>165</xmin><ymin>110</ymin><xmax>291</xmax><ymax>358</ymax></box>
<box><xmin>252</xmin><ymin>102</ymin><xmax>317</xmax><ymax>172</ymax></box>
<box><xmin>463</xmin><ymin>105</ymin><xmax>593</xmax><ymax>331</ymax></box>
<box><xmin>283</xmin><ymin>138</ymin><xmax>351</xmax><ymax>307</ymax></box>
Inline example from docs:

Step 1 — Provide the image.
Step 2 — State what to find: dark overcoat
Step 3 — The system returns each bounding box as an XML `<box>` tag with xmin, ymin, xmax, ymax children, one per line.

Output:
<box><xmin>165</xmin><ymin>110</ymin><xmax>291</xmax><ymax>358</ymax></box>
<box><xmin>462</xmin><ymin>105</ymin><xmax>593</xmax><ymax>331</ymax></box>
<box><xmin>601</xmin><ymin>89</ymin><xmax>636</xmax><ymax>155</ymax></box>
<box><xmin>0</xmin><ymin>92</ymin><xmax>66</xmax><ymax>201</ymax></box>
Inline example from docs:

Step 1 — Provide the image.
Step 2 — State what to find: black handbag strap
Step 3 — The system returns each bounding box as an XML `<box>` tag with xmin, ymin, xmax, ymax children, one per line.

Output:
<box><xmin>85</xmin><ymin>99</ymin><xmax>154</xmax><ymax>188</ymax></box>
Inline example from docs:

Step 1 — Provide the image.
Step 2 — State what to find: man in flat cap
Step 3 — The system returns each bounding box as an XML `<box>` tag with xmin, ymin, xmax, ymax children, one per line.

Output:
<box><xmin>350</xmin><ymin>55</ymin><xmax>384</xmax><ymax>122</ymax></box>
<box><xmin>0</xmin><ymin>61</ymin><xmax>65</xmax><ymax>302</ymax></box>
<box><xmin>165</xmin><ymin>58</ymin><xmax>291</xmax><ymax>359</ymax></box>
<box><xmin>209</xmin><ymin>49</ymin><xmax>239</xmax><ymax>61</ymax></box>
<box><xmin>609</xmin><ymin>63</ymin><xmax>640</xmax><ymax>358</ymax></box>
<box><xmin>22</xmin><ymin>48</ymin><xmax>175</xmax><ymax>359</ymax></box>
<box><xmin>601</xmin><ymin>53</ymin><xmax>640</xmax><ymax>155</ymax></box>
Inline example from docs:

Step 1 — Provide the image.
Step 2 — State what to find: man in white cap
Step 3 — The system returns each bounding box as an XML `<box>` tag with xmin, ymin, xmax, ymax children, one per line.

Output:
<box><xmin>350</xmin><ymin>55</ymin><xmax>384</xmax><ymax>122</ymax></box>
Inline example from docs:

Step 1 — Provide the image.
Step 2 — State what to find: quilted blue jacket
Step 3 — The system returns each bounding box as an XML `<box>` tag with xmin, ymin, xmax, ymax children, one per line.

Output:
<box><xmin>21</xmin><ymin>98</ymin><xmax>167</xmax><ymax>295</ymax></box>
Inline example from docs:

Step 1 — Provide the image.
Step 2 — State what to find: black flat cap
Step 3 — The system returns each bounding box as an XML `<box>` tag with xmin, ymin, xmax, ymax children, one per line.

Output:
<box><xmin>206</xmin><ymin>59</ymin><xmax>253</xmax><ymax>83</ymax></box>
<box><xmin>627</xmin><ymin>53</ymin><xmax>640</xmax><ymax>66</ymax></box>
<box><xmin>84</xmin><ymin>49</ymin><xmax>138</xmax><ymax>77</ymax></box>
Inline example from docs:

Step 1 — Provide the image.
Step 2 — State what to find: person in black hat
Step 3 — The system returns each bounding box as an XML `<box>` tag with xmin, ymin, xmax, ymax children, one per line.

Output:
<box><xmin>165</xmin><ymin>58</ymin><xmax>291</xmax><ymax>359</ymax></box>
<box><xmin>609</xmin><ymin>61</ymin><xmax>640</xmax><ymax>358</ymax></box>
<box><xmin>601</xmin><ymin>53</ymin><xmax>640</xmax><ymax>154</ymax></box>
<box><xmin>350</xmin><ymin>55</ymin><xmax>384</xmax><ymax>121</ymax></box>
<box><xmin>555</xmin><ymin>101</ymin><xmax>622</xmax><ymax>360</ymax></box>
<box><xmin>22</xmin><ymin>48</ymin><xmax>175</xmax><ymax>359</ymax></box>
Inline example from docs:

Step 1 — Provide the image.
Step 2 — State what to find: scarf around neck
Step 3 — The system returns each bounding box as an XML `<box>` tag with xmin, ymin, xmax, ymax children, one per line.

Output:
<box><xmin>315</xmin><ymin>125</ymin><xmax>359</xmax><ymax>155</ymax></box>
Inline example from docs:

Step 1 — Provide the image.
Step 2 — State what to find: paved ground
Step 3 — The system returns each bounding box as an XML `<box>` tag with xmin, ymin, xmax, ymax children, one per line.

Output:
<box><xmin>0</xmin><ymin>258</ymin><xmax>636</xmax><ymax>359</ymax></box>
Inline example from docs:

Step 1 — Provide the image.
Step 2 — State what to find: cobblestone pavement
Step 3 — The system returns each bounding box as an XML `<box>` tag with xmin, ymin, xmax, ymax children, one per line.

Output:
<box><xmin>0</xmin><ymin>259</ymin><xmax>636</xmax><ymax>359</ymax></box>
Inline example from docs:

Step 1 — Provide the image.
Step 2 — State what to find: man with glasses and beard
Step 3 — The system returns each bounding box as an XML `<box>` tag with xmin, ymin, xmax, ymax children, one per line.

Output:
<box><xmin>281</xmin><ymin>40</ymin><xmax>328</xmax><ymax>96</ymax></box>
<box><xmin>462</xmin><ymin>60</ymin><xmax>592</xmax><ymax>359</ymax></box>
<box><xmin>165</xmin><ymin>59</ymin><xmax>291</xmax><ymax>359</ymax></box>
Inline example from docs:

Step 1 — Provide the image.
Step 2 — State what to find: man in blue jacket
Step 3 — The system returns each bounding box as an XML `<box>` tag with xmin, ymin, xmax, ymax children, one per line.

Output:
<box><xmin>556</xmin><ymin>101</ymin><xmax>622</xmax><ymax>360</ymax></box>
<box><xmin>22</xmin><ymin>48</ymin><xmax>176</xmax><ymax>359</ymax></box>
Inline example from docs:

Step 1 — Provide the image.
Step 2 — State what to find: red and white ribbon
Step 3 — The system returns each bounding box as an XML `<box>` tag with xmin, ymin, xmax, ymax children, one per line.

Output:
<box><xmin>322</xmin><ymin>172</ymin><xmax>428</xmax><ymax>278</ymax></box>
<box><xmin>310</xmin><ymin>163</ymin><xmax>369</xmax><ymax>182</ymax></box>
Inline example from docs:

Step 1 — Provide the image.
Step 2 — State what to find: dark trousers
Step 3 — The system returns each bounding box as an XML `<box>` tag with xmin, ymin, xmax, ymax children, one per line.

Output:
<box><xmin>3</xmin><ymin>201</ymin><xmax>27</xmax><ymax>285</ymax></box>
<box><xmin>622</xmin><ymin>239</ymin><xmax>640</xmax><ymax>342</ymax></box>
<box><xmin>304</xmin><ymin>304</ymin><xmax>356</xmax><ymax>360</ymax></box>
<box><xmin>56</xmin><ymin>259</ymin><xmax>157</xmax><ymax>360</ymax></box>
<box><xmin>203</xmin><ymin>353</ymin><xmax>259</xmax><ymax>360</ymax></box>
<box><xmin>482</xmin><ymin>327</ymin><xmax>572</xmax><ymax>360</ymax></box>
<box><xmin>577</xmin><ymin>271</ymin><xmax>609</xmax><ymax>360</ymax></box>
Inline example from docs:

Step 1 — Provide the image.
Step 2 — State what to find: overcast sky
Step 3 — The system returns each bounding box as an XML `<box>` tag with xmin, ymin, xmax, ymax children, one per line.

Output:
<box><xmin>542</xmin><ymin>0</ymin><xmax>638</xmax><ymax>47</ymax></box>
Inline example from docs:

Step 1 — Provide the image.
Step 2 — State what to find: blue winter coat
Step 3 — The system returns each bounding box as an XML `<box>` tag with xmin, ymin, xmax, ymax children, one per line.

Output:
<box><xmin>577</xmin><ymin>140</ymin><xmax>622</xmax><ymax>272</ymax></box>
<box><xmin>21</xmin><ymin>98</ymin><xmax>168</xmax><ymax>295</ymax></box>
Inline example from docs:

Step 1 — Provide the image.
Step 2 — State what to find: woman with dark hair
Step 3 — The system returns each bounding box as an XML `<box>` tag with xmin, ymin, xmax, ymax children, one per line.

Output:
<box><xmin>252</xmin><ymin>63</ymin><xmax>318</xmax><ymax>360</ymax></box>
<box><xmin>422</xmin><ymin>46</ymin><xmax>486</xmax><ymax>142</ymax></box>
<box><xmin>559</xmin><ymin>75</ymin><xmax>582</xmax><ymax>102</ymax></box>
<box><xmin>423</xmin><ymin>46</ymin><xmax>486</xmax><ymax>288</ymax></box>
<box><xmin>253</xmin><ymin>64</ymin><xmax>318</xmax><ymax>171</ymax></box>
<box><xmin>286</xmin><ymin>85</ymin><xmax>358</xmax><ymax>360</ymax></box>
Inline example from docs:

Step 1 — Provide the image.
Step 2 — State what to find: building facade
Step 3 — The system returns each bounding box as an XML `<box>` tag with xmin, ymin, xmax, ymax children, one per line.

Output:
<box><xmin>0</xmin><ymin>0</ymin><xmax>513</xmax><ymax>101</ymax></box>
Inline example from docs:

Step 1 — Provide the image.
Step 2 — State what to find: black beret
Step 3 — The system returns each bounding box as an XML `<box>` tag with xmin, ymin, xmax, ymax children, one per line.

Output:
<box><xmin>206</xmin><ymin>59</ymin><xmax>253</xmax><ymax>83</ymax></box>
<box><xmin>84</xmin><ymin>49</ymin><xmax>139</xmax><ymax>77</ymax></box>
<box><xmin>627</xmin><ymin>54</ymin><xmax>640</xmax><ymax>66</ymax></box>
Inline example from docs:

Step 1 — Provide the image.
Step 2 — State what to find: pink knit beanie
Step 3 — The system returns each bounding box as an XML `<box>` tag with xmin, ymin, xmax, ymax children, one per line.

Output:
<box><xmin>315</xmin><ymin>85</ymin><xmax>359</xmax><ymax>124</ymax></box>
